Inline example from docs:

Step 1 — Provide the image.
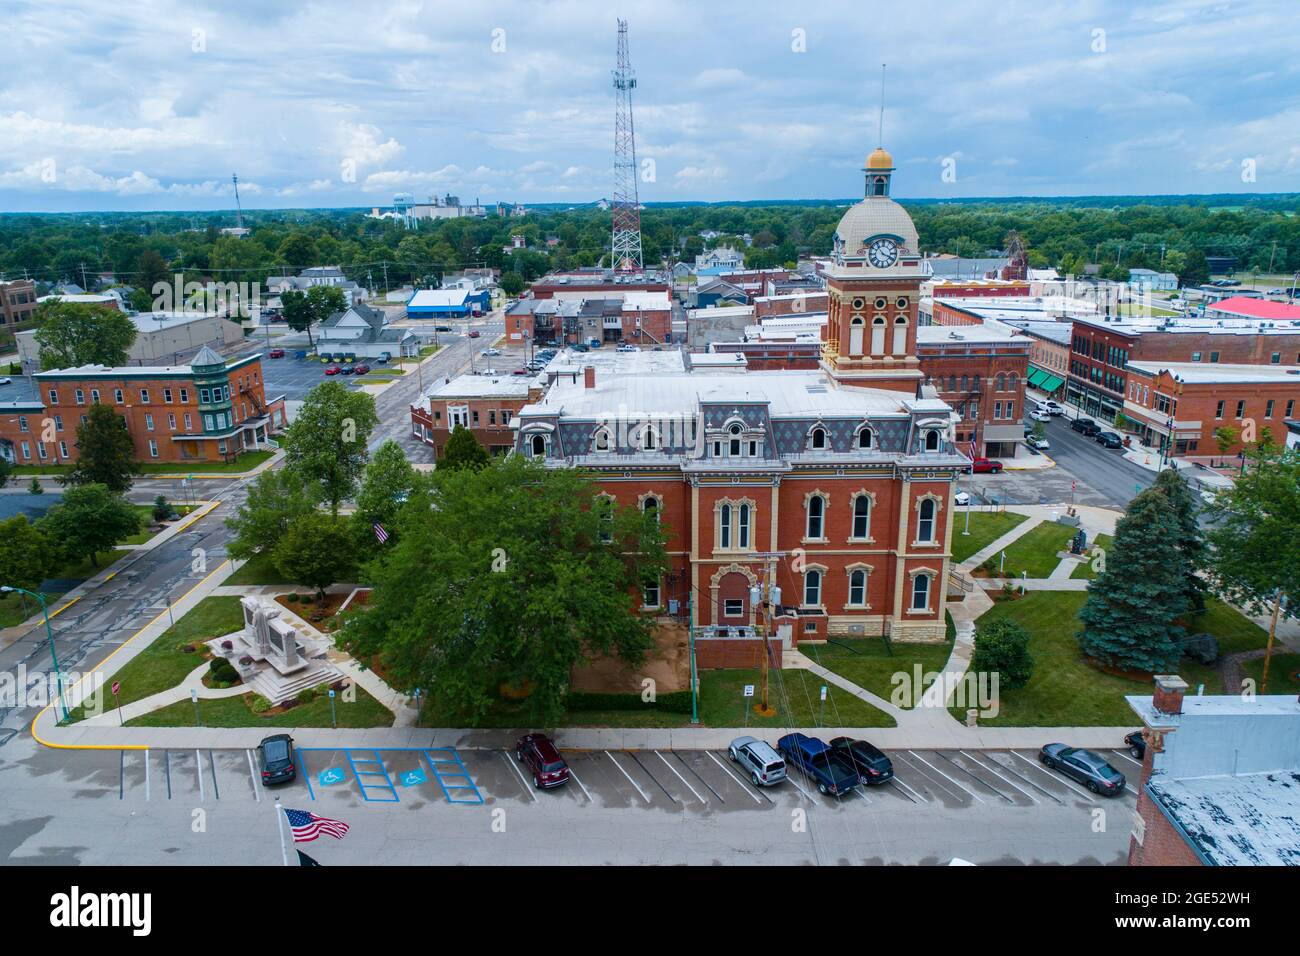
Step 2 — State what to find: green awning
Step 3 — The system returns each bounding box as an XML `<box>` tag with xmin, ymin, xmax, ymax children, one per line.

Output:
<box><xmin>1026</xmin><ymin>367</ymin><xmax>1047</xmax><ymax>388</ymax></box>
<box><xmin>1037</xmin><ymin>372</ymin><xmax>1065</xmax><ymax>393</ymax></box>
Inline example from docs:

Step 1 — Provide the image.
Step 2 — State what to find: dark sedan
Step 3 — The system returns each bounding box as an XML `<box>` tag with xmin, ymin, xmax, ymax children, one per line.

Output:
<box><xmin>1039</xmin><ymin>744</ymin><xmax>1125</xmax><ymax>796</ymax></box>
<box><xmin>1124</xmin><ymin>731</ymin><xmax>1146</xmax><ymax>760</ymax></box>
<box><xmin>828</xmin><ymin>737</ymin><xmax>894</xmax><ymax>785</ymax></box>
<box><xmin>257</xmin><ymin>734</ymin><xmax>297</xmax><ymax>786</ymax></box>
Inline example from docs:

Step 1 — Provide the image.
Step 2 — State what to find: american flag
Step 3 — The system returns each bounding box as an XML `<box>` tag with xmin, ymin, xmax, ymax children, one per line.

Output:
<box><xmin>283</xmin><ymin>807</ymin><xmax>350</xmax><ymax>842</ymax></box>
<box><xmin>373</xmin><ymin>522</ymin><xmax>389</xmax><ymax>543</ymax></box>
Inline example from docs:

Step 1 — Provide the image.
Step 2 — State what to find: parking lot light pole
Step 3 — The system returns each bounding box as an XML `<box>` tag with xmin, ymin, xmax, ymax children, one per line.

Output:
<box><xmin>1</xmin><ymin>585</ymin><xmax>68</xmax><ymax>721</ymax></box>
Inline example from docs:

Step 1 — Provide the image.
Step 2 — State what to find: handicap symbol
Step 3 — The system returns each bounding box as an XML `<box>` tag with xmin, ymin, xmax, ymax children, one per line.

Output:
<box><xmin>400</xmin><ymin>768</ymin><xmax>427</xmax><ymax>787</ymax></box>
<box><xmin>318</xmin><ymin>768</ymin><xmax>346</xmax><ymax>787</ymax></box>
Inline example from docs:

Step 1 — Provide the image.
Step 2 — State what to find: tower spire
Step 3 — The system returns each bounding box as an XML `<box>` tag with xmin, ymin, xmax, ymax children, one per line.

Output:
<box><xmin>610</xmin><ymin>19</ymin><xmax>643</xmax><ymax>272</ymax></box>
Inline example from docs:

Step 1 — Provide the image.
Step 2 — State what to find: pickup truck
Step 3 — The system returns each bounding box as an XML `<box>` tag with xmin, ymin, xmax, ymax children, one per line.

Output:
<box><xmin>776</xmin><ymin>733</ymin><xmax>859</xmax><ymax>797</ymax></box>
<box><xmin>970</xmin><ymin>457</ymin><xmax>1003</xmax><ymax>474</ymax></box>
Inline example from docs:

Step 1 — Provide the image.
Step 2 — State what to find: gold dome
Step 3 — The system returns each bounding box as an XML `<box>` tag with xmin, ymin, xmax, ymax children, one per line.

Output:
<box><xmin>865</xmin><ymin>147</ymin><xmax>894</xmax><ymax>170</ymax></box>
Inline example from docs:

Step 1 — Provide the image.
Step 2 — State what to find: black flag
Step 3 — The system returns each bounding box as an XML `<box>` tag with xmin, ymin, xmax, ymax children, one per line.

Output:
<box><xmin>297</xmin><ymin>849</ymin><xmax>322</xmax><ymax>867</ymax></box>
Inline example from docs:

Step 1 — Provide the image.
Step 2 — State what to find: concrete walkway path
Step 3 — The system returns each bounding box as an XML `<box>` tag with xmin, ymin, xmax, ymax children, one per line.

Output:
<box><xmin>784</xmin><ymin>649</ymin><xmax>905</xmax><ymax>718</ymax></box>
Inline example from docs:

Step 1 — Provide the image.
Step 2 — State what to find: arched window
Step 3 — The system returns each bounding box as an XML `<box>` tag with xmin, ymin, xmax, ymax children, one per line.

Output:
<box><xmin>924</xmin><ymin>429</ymin><xmax>941</xmax><ymax>452</ymax></box>
<box><xmin>918</xmin><ymin>498</ymin><xmax>936</xmax><ymax>542</ymax></box>
<box><xmin>806</xmin><ymin>494</ymin><xmax>826</xmax><ymax>539</ymax></box>
<box><xmin>530</xmin><ymin>434</ymin><xmax>546</xmax><ymax>458</ymax></box>
<box><xmin>857</xmin><ymin>426</ymin><xmax>874</xmax><ymax>449</ymax></box>
<box><xmin>738</xmin><ymin>503</ymin><xmax>751</xmax><ymax>549</ymax></box>
<box><xmin>996</xmin><ymin>373</ymin><xmax>1006</xmax><ymax>392</ymax></box>
<box><xmin>871</xmin><ymin>316</ymin><xmax>886</xmax><ymax>354</ymax></box>
<box><xmin>849</xmin><ymin>316</ymin><xmax>865</xmax><ymax>356</ymax></box>
<box><xmin>729</xmin><ymin>422</ymin><xmax>743</xmax><ymax>456</ymax></box>
<box><xmin>810</xmin><ymin>427</ymin><xmax>827</xmax><ymax>450</ymax></box>
<box><xmin>720</xmin><ymin>503</ymin><xmax>732</xmax><ymax>549</ymax></box>
<box><xmin>852</xmin><ymin>495</ymin><xmax>871</xmax><ymax>539</ymax></box>
<box><xmin>642</xmin><ymin>495</ymin><xmax>659</xmax><ymax>524</ymax></box>
<box><xmin>803</xmin><ymin>569</ymin><xmax>822</xmax><ymax>606</ymax></box>
<box><xmin>593</xmin><ymin>428</ymin><xmax>611</xmax><ymax>452</ymax></box>
<box><xmin>1008</xmin><ymin>373</ymin><xmax>1018</xmax><ymax>392</ymax></box>
<box><xmin>596</xmin><ymin>496</ymin><xmax>614</xmax><ymax>543</ymax></box>
<box><xmin>848</xmin><ymin>569</ymin><xmax>867</xmax><ymax>606</ymax></box>
<box><xmin>641</xmin><ymin>426</ymin><xmax>658</xmax><ymax>450</ymax></box>
<box><xmin>892</xmin><ymin>315</ymin><xmax>908</xmax><ymax>355</ymax></box>
<box><xmin>948</xmin><ymin>375</ymin><xmax>957</xmax><ymax>392</ymax></box>
<box><xmin>911</xmin><ymin>574</ymin><xmax>931</xmax><ymax>610</ymax></box>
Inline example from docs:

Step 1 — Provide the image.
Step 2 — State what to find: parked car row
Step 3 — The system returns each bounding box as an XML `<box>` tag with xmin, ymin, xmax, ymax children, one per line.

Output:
<box><xmin>324</xmin><ymin>364</ymin><xmax>371</xmax><ymax>376</ymax></box>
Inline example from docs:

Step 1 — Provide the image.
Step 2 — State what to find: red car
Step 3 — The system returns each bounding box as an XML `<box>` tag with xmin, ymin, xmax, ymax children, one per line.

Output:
<box><xmin>467</xmin><ymin>330</ymin><xmax>480</xmax><ymax>338</ymax></box>
<box><xmin>268</xmin><ymin>348</ymin><xmax>285</xmax><ymax>359</ymax></box>
<box><xmin>353</xmin><ymin>364</ymin><xmax>370</xmax><ymax>375</ymax></box>
<box><xmin>512</xmin><ymin>367</ymin><xmax>530</xmax><ymax>375</ymax></box>
<box><xmin>970</xmin><ymin>457</ymin><xmax>1003</xmax><ymax>474</ymax></box>
<box><xmin>324</xmin><ymin>365</ymin><xmax>341</xmax><ymax>375</ymax></box>
<box><xmin>515</xmin><ymin>733</ymin><xmax>570</xmax><ymax>789</ymax></box>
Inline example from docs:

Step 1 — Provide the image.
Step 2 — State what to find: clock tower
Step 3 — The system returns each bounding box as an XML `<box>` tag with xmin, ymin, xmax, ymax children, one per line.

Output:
<box><xmin>822</xmin><ymin>146</ymin><xmax>926</xmax><ymax>393</ymax></box>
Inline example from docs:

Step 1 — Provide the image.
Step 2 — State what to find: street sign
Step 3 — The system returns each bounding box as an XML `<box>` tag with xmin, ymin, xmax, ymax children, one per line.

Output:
<box><xmin>328</xmin><ymin>689</ymin><xmax>335</xmax><ymax>698</ymax></box>
<box><xmin>111</xmin><ymin>681</ymin><xmax>120</xmax><ymax>696</ymax></box>
<box><xmin>820</xmin><ymin>685</ymin><xmax>828</xmax><ymax>701</ymax></box>
<box><xmin>742</xmin><ymin>684</ymin><xmax>755</xmax><ymax>698</ymax></box>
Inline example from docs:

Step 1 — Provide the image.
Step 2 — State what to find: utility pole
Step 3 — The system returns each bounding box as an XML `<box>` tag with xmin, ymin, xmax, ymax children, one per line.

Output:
<box><xmin>750</xmin><ymin>563</ymin><xmax>780</xmax><ymax>718</ymax></box>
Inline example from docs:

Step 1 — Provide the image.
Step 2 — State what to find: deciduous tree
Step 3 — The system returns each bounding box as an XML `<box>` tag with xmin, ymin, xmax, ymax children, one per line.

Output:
<box><xmin>33</xmin><ymin>301</ymin><xmax>137</xmax><ymax>370</ymax></box>
<box><xmin>63</xmin><ymin>403</ymin><xmax>140</xmax><ymax>494</ymax></box>
<box><xmin>281</xmin><ymin>381</ymin><xmax>378</xmax><ymax>513</ymax></box>
<box><xmin>38</xmin><ymin>483</ymin><xmax>140</xmax><ymax>568</ymax></box>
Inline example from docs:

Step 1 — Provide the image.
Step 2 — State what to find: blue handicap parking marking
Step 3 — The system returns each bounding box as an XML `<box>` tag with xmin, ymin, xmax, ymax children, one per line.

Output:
<box><xmin>318</xmin><ymin>767</ymin><xmax>347</xmax><ymax>787</ymax></box>
<box><xmin>399</xmin><ymin>767</ymin><xmax>427</xmax><ymax>787</ymax></box>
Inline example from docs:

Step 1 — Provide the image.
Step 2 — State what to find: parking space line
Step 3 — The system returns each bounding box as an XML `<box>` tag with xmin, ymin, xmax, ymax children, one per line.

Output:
<box><xmin>1009</xmin><ymin>750</ymin><xmax>1098</xmax><ymax>804</ymax></box>
<box><xmin>959</xmin><ymin>751</ymin><xmax>1039</xmax><ymax>804</ymax></box>
<box><xmin>567</xmin><ymin>766</ymin><xmax>592</xmax><ymax>802</ymax></box>
<box><xmin>706</xmin><ymin>751</ymin><xmax>765</xmax><ymax>804</ymax></box>
<box><xmin>782</xmin><ymin>772</ymin><xmax>816</xmax><ymax>803</ymax></box>
<box><xmin>891</xmin><ymin>752</ymin><xmax>960</xmax><ymax>801</ymax></box>
<box><xmin>500</xmin><ymin>750</ymin><xmax>538</xmax><ymax>802</ymax></box>
<box><xmin>888</xmin><ymin>775</ymin><xmax>927</xmax><ymax>804</ymax></box>
<box><xmin>144</xmin><ymin>749</ymin><xmax>150</xmax><ymax>802</ymax></box>
<box><xmin>655</xmin><ymin>751</ymin><xmax>705</xmax><ymax>805</ymax></box>
<box><xmin>119</xmin><ymin>751</ymin><xmax>124</xmax><ymax>800</ymax></box>
<box><xmin>673</xmin><ymin>752</ymin><xmax>724</xmax><ymax>803</ymax></box>
<box><xmin>603</xmin><ymin>751</ymin><xmax>650</xmax><ymax>804</ymax></box>
<box><xmin>906</xmin><ymin>750</ymin><xmax>985</xmax><ymax>804</ymax></box>
<box><xmin>164</xmin><ymin>750</ymin><xmax>172</xmax><ymax>800</ymax></box>
<box><xmin>298</xmin><ymin>750</ymin><xmax>314</xmax><ymax>801</ymax></box>
<box><xmin>195</xmin><ymin>749</ymin><xmax>204</xmax><ymax>801</ymax></box>
<box><xmin>244</xmin><ymin>749</ymin><xmax>260</xmax><ymax>801</ymax></box>
<box><xmin>208</xmin><ymin>750</ymin><xmax>220</xmax><ymax>800</ymax></box>
<box><xmin>628</xmin><ymin>751</ymin><xmax>676</xmax><ymax>803</ymax></box>
<box><xmin>981</xmin><ymin>752</ymin><xmax>1063</xmax><ymax>805</ymax></box>
<box><xmin>853</xmin><ymin>787</ymin><xmax>872</xmax><ymax>804</ymax></box>
<box><xmin>936</xmin><ymin>751</ymin><xmax>1014</xmax><ymax>803</ymax></box>
<box><xmin>1109</xmin><ymin>749</ymin><xmax>1144</xmax><ymax>771</ymax></box>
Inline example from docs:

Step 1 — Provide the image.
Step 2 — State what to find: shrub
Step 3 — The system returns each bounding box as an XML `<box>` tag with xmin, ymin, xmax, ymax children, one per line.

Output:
<box><xmin>28</xmin><ymin>477</ymin><xmax>43</xmax><ymax>495</ymax></box>
<box><xmin>285</xmin><ymin>593</ymin><xmax>300</xmax><ymax>603</ymax></box>
<box><xmin>250</xmin><ymin>695</ymin><xmax>272</xmax><ymax>714</ymax></box>
<box><xmin>152</xmin><ymin>495</ymin><xmax>172</xmax><ymax>522</ymax></box>
<box><xmin>297</xmin><ymin>688</ymin><xmax>316</xmax><ymax>705</ymax></box>
<box><xmin>1181</xmin><ymin>632</ymin><xmax>1220</xmax><ymax>665</ymax></box>
<box><xmin>208</xmin><ymin>657</ymin><xmax>239</xmax><ymax>683</ymax></box>
<box><xmin>970</xmin><ymin>618</ymin><xmax>1034</xmax><ymax>690</ymax></box>
<box><xmin>564</xmin><ymin>690</ymin><xmax>693</xmax><ymax>714</ymax></box>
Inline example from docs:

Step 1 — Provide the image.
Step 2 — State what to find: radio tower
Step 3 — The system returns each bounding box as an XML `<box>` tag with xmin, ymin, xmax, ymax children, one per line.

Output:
<box><xmin>610</xmin><ymin>19</ymin><xmax>643</xmax><ymax>272</ymax></box>
<box><xmin>232</xmin><ymin>173</ymin><xmax>245</xmax><ymax>231</ymax></box>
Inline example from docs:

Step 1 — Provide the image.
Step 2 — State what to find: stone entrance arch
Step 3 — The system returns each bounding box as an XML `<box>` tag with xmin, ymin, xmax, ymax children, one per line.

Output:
<box><xmin>710</xmin><ymin>562</ymin><xmax>758</xmax><ymax>627</ymax></box>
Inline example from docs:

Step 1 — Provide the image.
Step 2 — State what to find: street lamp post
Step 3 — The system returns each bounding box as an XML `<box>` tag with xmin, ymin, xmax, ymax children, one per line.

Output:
<box><xmin>1</xmin><ymin>585</ymin><xmax>68</xmax><ymax>721</ymax></box>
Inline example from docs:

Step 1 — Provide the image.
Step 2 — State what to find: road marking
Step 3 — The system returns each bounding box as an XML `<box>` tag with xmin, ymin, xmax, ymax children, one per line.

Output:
<box><xmin>960</xmin><ymin>750</ymin><xmax>1039</xmax><ymax>804</ymax></box>
<box><xmin>195</xmin><ymin>749</ymin><xmax>204</xmax><ymax>801</ymax></box>
<box><xmin>906</xmin><ymin>750</ymin><xmax>985</xmax><ymax>803</ymax></box>
<box><xmin>603</xmin><ymin>750</ymin><xmax>650</xmax><ymax>804</ymax></box>
<box><xmin>118</xmin><ymin>750</ymin><xmax>124</xmax><ymax>800</ymax></box>
<box><xmin>1109</xmin><ymin>748</ymin><xmax>1144</xmax><ymax>770</ymax></box>
<box><xmin>936</xmin><ymin>751</ymin><xmax>1014</xmax><ymax>803</ymax></box>
<box><xmin>499</xmin><ymin>750</ymin><xmax>537</xmax><ymax>803</ymax></box>
<box><xmin>782</xmin><ymin>772</ymin><xmax>816</xmax><ymax>803</ymax></box>
<box><xmin>1009</xmin><ymin>750</ymin><xmax>1098</xmax><ymax>804</ymax></box>
<box><xmin>672</xmin><ymin>752</ymin><xmax>725</xmax><ymax>803</ymax></box>
<box><xmin>888</xmin><ymin>775</ymin><xmax>927</xmax><ymax>804</ymax></box>
<box><xmin>628</xmin><ymin>751</ymin><xmax>676</xmax><ymax>802</ymax></box>
<box><xmin>164</xmin><ymin>749</ymin><xmax>172</xmax><ymax>800</ymax></box>
<box><xmin>982</xmin><ymin>752</ymin><xmax>1063</xmax><ymax>804</ymax></box>
<box><xmin>566</xmin><ymin>766</ymin><xmax>592</xmax><ymax>803</ymax></box>
<box><xmin>144</xmin><ymin>749</ymin><xmax>150</xmax><ymax>801</ymax></box>
<box><xmin>246</xmin><ymin>749</ymin><xmax>261</xmax><ymax>802</ymax></box>
<box><xmin>706</xmin><ymin>751</ymin><xmax>764</xmax><ymax>804</ymax></box>
<box><xmin>208</xmin><ymin>749</ymin><xmax>220</xmax><ymax>800</ymax></box>
<box><xmin>655</xmin><ymin>750</ymin><xmax>705</xmax><ymax>805</ymax></box>
<box><xmin>853</xmin><ymin>787</ymin><xmax>872</xmax><ymax>805</ymax></box>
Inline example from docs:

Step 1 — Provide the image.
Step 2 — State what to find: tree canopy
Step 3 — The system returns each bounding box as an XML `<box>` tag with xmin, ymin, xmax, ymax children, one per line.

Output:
<box><xmin>281</xmin><ymin>381</ymin><xmax>379</xmax><ymax>513</ymax></box>
<box><xmin>38</xmin><ymin>483</ymin><xmax>140</xmax><ymax>567</ymax></box>
<box><xmin>33</xmin><ymin>301</ymin><xmax>137</xmax><ymax>370</ymax></box>
<box><xmin>63</xmin><ymin>403</ymin><xmax>140</xmax><ymax>494</ymax></box>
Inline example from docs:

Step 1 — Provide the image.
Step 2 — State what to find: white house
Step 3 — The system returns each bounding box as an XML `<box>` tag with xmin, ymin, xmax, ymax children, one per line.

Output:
<box><xmin>316</xmin><ymin>303</ymin><xmax>418</xmax><ymax>359</ymax></box>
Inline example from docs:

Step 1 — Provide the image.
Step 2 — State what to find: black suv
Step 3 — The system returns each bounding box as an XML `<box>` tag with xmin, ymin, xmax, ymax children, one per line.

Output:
<box><xmin>829</xmin><ymin>737</ymin><xmax>894</xmax><ymax>785</ymax></box>
<box><xmin>1070</xmin><ymin>418</ymin><xmax>1101</xmax><ymax>437</ymax></box>
<box><xmin>1096</xmin><ymin>431</ymin><xmax>1123</xmax><ymax>448</ymax></box>
<box><xmin>257</xmin><ymin>734</ymin><xmax>297</xmax><ymax>786</ymax></box>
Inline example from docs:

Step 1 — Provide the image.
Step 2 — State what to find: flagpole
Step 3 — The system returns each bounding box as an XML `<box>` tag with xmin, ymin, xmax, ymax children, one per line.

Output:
<box><xmin>274</xmin><ymin>798</ymin><xmax>289</xmax><ymax>866</ymax></box>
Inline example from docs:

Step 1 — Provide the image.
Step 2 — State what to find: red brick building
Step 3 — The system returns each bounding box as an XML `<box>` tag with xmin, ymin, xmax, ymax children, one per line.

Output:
<box><xmin>510</xmin><ymin>146</ymin><xmax>967</xmax><ymax>661</ymax></box>
<box><xmin>1127</xmin><ymin>675</ymin><xmax>1300</xmax><ymax>866</ymax></box>
<box><xmin>0</xmin><ymin>348</ymin><xmax>285</xmax><ymax>466</ymax></box>
<box><xmin>411</xmin><ymin>373</ymin><xmax>541</xmax><ymax>459</ymax></box>
<box><xmin>0</xmin><ymin>280</ymin><xmax>38</xmax><ymax>328</ymax></box>
<box><xmin>528</xmin><ymin>273</ymin><xmax>670</xmax><ymax>300</ymax></box>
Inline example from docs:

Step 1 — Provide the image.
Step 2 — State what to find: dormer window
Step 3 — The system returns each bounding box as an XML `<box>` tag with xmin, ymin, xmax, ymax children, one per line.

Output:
<box><xmin>640</xmin><ymin>426</ymin><xmax>658</xmax><ymax>450</ymax></box>
<box><xmin>530</xmin><ymin>434</ymin><xmax>546</xmax><ymax>458</ymax></box>
<box><xmin>593</xmin><ymin>427</ymin><xmax>611</xmax><ymax>452</ymax></box>
<box><xmin>857</xmin><ymin>426</ymin><xmax>874</xmax><ymax>449</ymax></box>
<box><xmin>923</xmin><ymin>429</ymin><xmax>941</xmax><ymax>452</ymax></box>
<box><xmin>729</xmin><ymin>422</ymin><xmax>743</xmax><ymax>456</ymax></box>
<box><xmin>810</xmin><ymin>427</ymin><xmax>828</xmax><ymax>450</ymax></box>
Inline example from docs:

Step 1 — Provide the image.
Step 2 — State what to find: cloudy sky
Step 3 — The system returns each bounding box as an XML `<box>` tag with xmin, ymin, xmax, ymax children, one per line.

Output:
<box><xmin>1</xmin><ymin>0</ymin><xmax>1298</xmax><ymax>211</ymax></box>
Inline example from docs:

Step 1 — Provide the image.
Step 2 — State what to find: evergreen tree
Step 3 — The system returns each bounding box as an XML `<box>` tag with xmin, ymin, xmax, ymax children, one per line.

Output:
<box><xmin>63</xmin><ymin>403</ymin><xmax>140</xmax><ymax>494</ymax></box>
<box><xmin>1152</xmin><ymin>467</ymin><xmax>1207</xmax><ymax>611</ymax></box>
<box><xmin>1078</xmin><ymin>489</ymin><xmax>1188</xmax><ymax>672</ymax></box>
<box><xmin>440</xmin><ymin>424</ymin><xmax>490</xmax><ymax>471</ymax></box>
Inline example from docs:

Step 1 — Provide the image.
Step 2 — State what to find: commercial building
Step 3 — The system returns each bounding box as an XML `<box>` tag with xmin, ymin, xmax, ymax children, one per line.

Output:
<box><xmin>411</xmin><ymin>374</ymin><xmax>540</xmax><ymax>460</ymax></box>
<box><xmin>1127</xmin><ymin>268</ymin><xmax>1179</xmax><ymax>292</ymax></box>
<box><xmin>0</xmin><ymin>347</ymin><xmax>285</xmax><ymax>466</ymax></box>
<box><xmin>1204</xmin><ymin>295</ymin><xmax>1300</xmax><ymax>323</ymax></box>
<box><xmin>317</xmin><ymin>303</ymin><xmax>418</xmax><ymax>360</ymax></box>
<box><xmin>0</xmin><ymin>279</ymin><xmax>38</xmax><ymax>328</ymax></box>
<box><xmin>506</xmin><ymin>291</ymin><xmax>671</xmax><ymax>347</ymax></box>
<box><xmin>16</xmin><ymin>310</ymin><xmax>247</xmax><ymax>371</ymax></box>
<box><xmin>1127</xmin><ymin>676</ymin><xmax>1300</xmax><ymax>866</ymax></box>
<box><xmin>405</xmin><ymin>288</ymin><xmax>491</xmax><ymax>319</ymax></box>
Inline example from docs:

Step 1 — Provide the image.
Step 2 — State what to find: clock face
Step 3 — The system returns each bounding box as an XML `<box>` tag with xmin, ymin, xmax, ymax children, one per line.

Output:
<box><xmin>867</xmin><ymin>237</ymin><xmax>899</xmax><ymax>268</ymax></box>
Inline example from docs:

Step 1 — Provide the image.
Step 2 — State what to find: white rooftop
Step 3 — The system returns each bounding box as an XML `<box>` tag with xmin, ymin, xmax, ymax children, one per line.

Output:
<box><xmin>1129</xmin><ymin>361</ymin><xmax>1300</xmax><ymax>384</ymax></box>
<box><xmin>424</xmin><ymin>373</ymin><xmax>535</xmax><ymax>400</ymax></box>
<box><xmin>916</xmin><ymin>320</ymin><xmax>1034</xmax><ymax>345</ymax></box>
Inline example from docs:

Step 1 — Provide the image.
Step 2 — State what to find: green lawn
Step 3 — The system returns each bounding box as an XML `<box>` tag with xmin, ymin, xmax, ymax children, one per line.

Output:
<box><xmin>951</xmin><ymin>510</ymin><xmax>1029</xmax><ymax>564</ymax></box>
<box><xmin>1070</xmin><ymin>533</ymin><xmax>1113</xmax><ymax>580</ymax></box>
<box><xmin>416</xmin><ymin>667</ymin><xmax>895</xmax><ymax>728</ymax></box>
<box><xmin>137</xmin><ymin>450</ymin><xmax>273</xmax><ymax>474</ymax></box>
<box><xmin>0</xmin><ymin>589</ymin><xmax>66</xmax><ymax>627</ymax></box>
<box><xmin>1240</xmin><ymin>653</ymin><xmax>1300</xmax><ymax>696</ymax></box>
<box><xmin>977</xmin><ymin>520</ymin><xmax>1075</xmax><ymax>579</ymax></box>
<box><xmin>959</xmin><ymin>592</ymin><xmax>1272</xmax><ymax>726</ymax></box>
<box><xmin>125</xmin><ymin>685</ymin><xmax>394</xmax><ymax>728</ymax></box>
<box><xmin>225</xmin><ymin>552</ymin><xmax>296</xmax><ymax>585</ymax></box>
<box><xmin>66</xmin><ymin>596</ymin><xmax>245</xmax><ymax>721</ymax></box>
<box><xmin>802</xmin><ymin>638</ymin><xmax>955</xmax><ymax>709</ymax></box>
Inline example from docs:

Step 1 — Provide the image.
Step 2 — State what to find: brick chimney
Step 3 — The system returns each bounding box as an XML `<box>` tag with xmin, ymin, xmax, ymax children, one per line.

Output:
<box><xmin>583</xmin><ymin>365</ymin><xmax>595</xmax><ymax>389</ymax></box>
<box><xmin>1152</xmin><ymin>674</ymin><xmax>1188</xmax><ymax>717</ymax></box>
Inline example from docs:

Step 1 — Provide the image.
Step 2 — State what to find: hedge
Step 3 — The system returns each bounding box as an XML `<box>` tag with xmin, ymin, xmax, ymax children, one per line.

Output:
<box><xmin>564</xmin><ymin>690</ymin><xmax>693</xmax><ymax>714</ymax></box>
